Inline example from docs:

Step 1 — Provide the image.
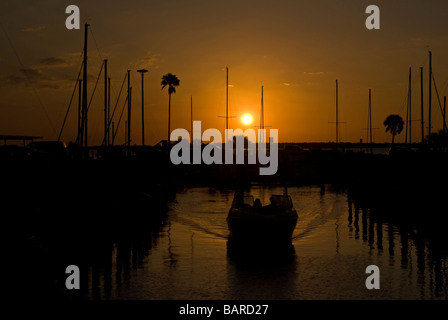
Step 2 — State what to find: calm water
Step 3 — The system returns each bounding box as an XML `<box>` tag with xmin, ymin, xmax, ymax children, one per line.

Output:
<box><xmin>86</xmin><ymin>185</ymin><xmax>448</xmax><ymax>300</ymax></box>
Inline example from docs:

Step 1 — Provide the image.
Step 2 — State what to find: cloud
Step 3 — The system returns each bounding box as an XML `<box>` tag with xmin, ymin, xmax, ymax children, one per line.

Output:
<box><xmin>36</xmin><ymin>53</ymin><xmax>81</xmax><ymax>69</ymax></box>
<box><xmin>134</xmin><ymin>52</ymin><xmax>160</xmax><ymax>70</ymax></box>
<box><xmin>4</xmin><ymin>67</ymin><xmax>75</xmax><ymax>89</ymax></box>
<box><xmin>303</xmin><ymin>71</ymin><xmax>325</xmax><ymax>76</ymax></box>
<box><xmin>21</xmin><ymin>25</ymin><xmax>46</xmax><ymax>33</ymax></box>
<box><xmin>6</xmin><ymin>75</ymin><xmax>26</xmax><ymax>86</ymax></box>
<box><xmin>20</xmin><ymin>68</ymin><xmax>43</xmax><ymax>79</ymax></box>
<box><xmin>3</xmin><ymin>51</ymin><xmax>90</xmax><ymax>89</ymax></box>
<box><xmin>5</xmin><ymin>68</ymin><xmax>56</xmax><ymax>88</ymax></box>
<box><xmin>39</xmin><ymin>57</ymin><xmax>67</xmax><ymax>67</ymax></box>
<box><xmin>282</xmin><ymin>82</ymin><xmax>301</xmax><ymax>87</ymax></box>
<box><xmin>6</xmin><ymin>74</ymin><xmax>58</xmax><ymax>89</ymax></box>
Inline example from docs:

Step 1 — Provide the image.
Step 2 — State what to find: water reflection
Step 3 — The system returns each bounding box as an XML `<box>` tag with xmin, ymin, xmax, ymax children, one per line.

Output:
<box><xmin>226</xmin><ymin>240</ymin><xmax>299</xmax><ymax>300</ymax></box>
<box><xmin>79</xmin><ymin>186</ymin><xmax>448</xmax><ymax>299</ymax></box>
<box><xmin>347</xmin><ymin>192</ymin><xmax>448</xmax><ymax>299</ymax></box>
<box><xmin>87</xmin><ymin>206</ymin><xmax>168</xmax><ymax>299</ymax></box>
<box><xmin>227</xmin><ymin>237</ymin><xmax>296</xmax><ymax>266</ymax></box>
<box><xmin>46</xmin><ymin>194</ymin><xmax>169</xmax><ymax>300</ymax></box>
<box><xmin>17</xmin><ymin>185</ymin><xmax>448</xmax><ymax>300</ymax></box>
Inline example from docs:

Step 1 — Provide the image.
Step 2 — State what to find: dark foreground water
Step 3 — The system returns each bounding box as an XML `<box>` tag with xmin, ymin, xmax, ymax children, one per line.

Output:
<box><xmin>82</xmin><ymin>185</ymin><xmax>447</xmax><ymax>300</ymax></box>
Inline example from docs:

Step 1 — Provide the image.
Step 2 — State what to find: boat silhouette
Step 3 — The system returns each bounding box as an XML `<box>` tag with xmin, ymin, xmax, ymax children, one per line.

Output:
<box><xmin>227</xmin><ymin>191</ymin><xmax>298</xmax><ymax>242</ymax></box>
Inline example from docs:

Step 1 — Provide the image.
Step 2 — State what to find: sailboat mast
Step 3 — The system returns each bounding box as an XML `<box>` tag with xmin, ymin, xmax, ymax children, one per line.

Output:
<box><xmin>226</xmin><ymin>67</ymin><xmax>229</xmax><ymax>134</ymax></box>
<box><xmin>336</xmin><ymin>80</ymin><xmax>339</xmax><ymax>144</ymax></box>
<box><xmin>368</xmin><ymin>88</ymin><xmax>372</xmax><ymax>144</ymax></box>
<box><xmin>81</xmin><ymin>23</ymin><xmax>89</xmax><ymax>150</ymax></box>
<box><xmin>444</xmin><ymin>96</ymin><xmax>447</xmax><ymax>135</ymax></box>
<box><xmin>429</xmin><ymin>51</ymin><xmax>432</xmax><ymax>137</ymax></box>
<box><xmin>127</xmin><ymin>70</ymin><xmax>131</xmax><ymax>147</ymax></box>
<box><xmin>78</xmin><ymin>79</ymin><xmax>82</xmax><ymax>145</ymax></box>
<box><xmin>406</xmin><ymin>67</ymin><xmax>411</xmax><ymax>144</ymax></box>
<box><xmin>261</xmin><ymin>85</ymin><xmax>264</xmax><ymax>143</ymax></box>
<box><xmin>420</xmin><ymin>67</ymin><xmax>424</xmax><ymax>144</ymax></box>
<box><xmin>107</xmin><ymin>77</ymin><xmax>111</xmax><ymax>146</ymax></box>
<box><xmin>409</xmin><ymin>67</ymin><xmax>412</xmax><ymax>144</ymax></box>
<box><xmin>104</xmin><ymin>59</ymin><xmax>108</xmax><ymax>146</ymax></box>
<box><xmin>137</xmin><ymin>68</ymin><xmax>148</xmax><ymax>146</ymax></box>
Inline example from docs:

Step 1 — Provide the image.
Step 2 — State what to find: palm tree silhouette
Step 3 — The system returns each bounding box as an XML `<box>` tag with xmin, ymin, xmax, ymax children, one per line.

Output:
<box><xmin>161</xmin><ymin>73</ymin><xmax>180</xmax><ymax>146</ymax></box>
<box><xmin>384</xmin><ymin>114</ymin><xmax>404</xmax><ymax>144</ymax></box>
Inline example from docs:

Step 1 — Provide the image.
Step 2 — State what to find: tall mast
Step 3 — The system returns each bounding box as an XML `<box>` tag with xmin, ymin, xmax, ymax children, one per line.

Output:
<box><xmin>336</xmin><ymin>80</ymin><xmax>339</xmax><ymax>144</ymax></box>
<box><xmin>104</xmin><ymin>59</ymin><xmax>108</xmax><ymax>146</ymax></box>
<box><xmin>420</xmin><ymin>67</ymin><xmax>424</xmax><ymax>144</ymax></box>
<box><xmin>409</xmin><ymin>68</ymin><xmax>412</xmax><ymax>143</ymax></box>
<box><xmin>137</xmin><ymin>69</ymin><xmax>148</xmax><ymax>146</ymax></box>
<box><xmin>111</xmin><ymin>121</ymin><xmax>115</xmax><ymax>146</ymax></box>
<box><xmin>368</xmin><ymin>88</ymin><xmax>372</xmax><ymax>144</ymax></box>
<box><xmin>107</xmin><ymin>77</ymin><xmax>111</xmax><ymax>146</ymax></box>
<box><xmin>78</xmin><ymin>79</ymin><xmax>82</xmax><ymax>145</ymax></box>
<box><xmin>406</xmin><ymin>67</ymin><xmax>412</xmax><ymax>144</ymax></box>
<box><xmin>127</xmin><ymin>70</ymin><xmax>131</xmax><ymax>147</ymax></box>
<box><xmin>226</xmin><ymin>67</ymin><xmax>229</xmax><ymax>134</ymax></box>
<box><xmin>219</xmin><ymin>67</ymin><xmax>235</xmax><ymax>140</ymax></box>
<box><xmin>329</xmin><ymin>80</ymin><xmax>345</xmax><ymax>144</ymax></box>
<box><xmin>81</xmin><ymin>23</ymin><xmax>89</xmax><ymax>150</ymax></box>
<box><xmin>190</xmin><ymin>95</ymin><xmax>193</xmax><ymax>138</ymax></box>
<box><xmin>261</xmin><ymin>85</ymin><xmax>264</xmax><ymax>143</ymax></box>
<box><xmin>444</xmin><ymin>96</ymin><xmax>447</xmax><ymax>136</ymax></box>
<box><xmin>428</xmin><ymin>51</ymin><xmax>432</xmax><ymax>137</ymax></box>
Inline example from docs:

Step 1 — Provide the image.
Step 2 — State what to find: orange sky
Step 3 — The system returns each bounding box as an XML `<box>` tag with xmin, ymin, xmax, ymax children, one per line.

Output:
<box><xmin>1</xmin><ymin>0</ymin><xmax>447</xmax><ymax>145</ymax></box>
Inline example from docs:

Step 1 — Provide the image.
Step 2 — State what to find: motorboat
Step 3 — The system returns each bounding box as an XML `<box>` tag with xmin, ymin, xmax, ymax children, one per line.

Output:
<box><xmin>227</xmin><ymin>191</ymin><xmax>298</xmax><ymax>242</ymax></box>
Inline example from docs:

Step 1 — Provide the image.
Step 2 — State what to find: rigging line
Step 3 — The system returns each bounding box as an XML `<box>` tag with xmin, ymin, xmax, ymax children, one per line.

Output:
<box><xmin>79</xmin><ymin>61</ymin><xmax>104</xmax><ymax>145</ymax></box>
<box><xmin>109</xmin><ymin>78</ymin><xmax>120</xmax><ymax>105</ymax></box>
<box><xmin>86</xmin><ymin>60</ymin><xmax>104</xmax><ymax>113</ymax></box>
<box><xmin>88</xmin><ymin>63</ymin><xmax>108</xmax><ymax>144</ymax></box>
<box><xmin>100</xmin><ymin>78</ymin><xmax>121</xmax><ymax>146</ymax></box>
<box><xmin>57</xmin><ymin>61</ymin><xmax>84</xmax><ymax>141</ymax></box>
<box><xmin>0</xmin><ymin>22</ymin><xmax>57</xmax><ymax>136</ymax></box>
<box><xmin>109</xmin><ymin>71</ymin><xmax>128</xmax><ymax>126</ymax></box>
<box><xmin>432</xmin><ymin>74</ymin><xmax>448</xmax><ymax>129</ymax></box>
<box><xmin>55</xmin><ymin>49</ymin><xmax>84</xmax><ymax>128</ymax></box>
<box><xmin>112</xmin><ymin>94</ymin><xmax>129</xmax><ymax>144</ymax></box>
<box><xmin>89</xmin><ymin>26</ymin><xmax>104</xmax><ymax>62</ymax></box>
<box><xmin>397</xmin><ymin>82</ymin><xmax>409</xmax><ymax>115</ymax></box>
<box><xmin>101</xmin><ymin>73</ymin><xmax>127</xmax><ymax>146</ymax></box>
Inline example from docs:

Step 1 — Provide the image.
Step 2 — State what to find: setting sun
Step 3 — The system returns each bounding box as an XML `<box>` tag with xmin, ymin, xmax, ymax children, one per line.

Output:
<box><xmin>241</xmin><ymin>113</ymin><xmax>253</xmax><ymax>126</ymax></box>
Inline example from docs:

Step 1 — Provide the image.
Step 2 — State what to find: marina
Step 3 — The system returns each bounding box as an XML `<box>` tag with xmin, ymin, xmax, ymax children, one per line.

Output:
<box><xmin>1</xmin><ymin>1</ymin><xmax>447</xmax><ymax>308</ymax></box>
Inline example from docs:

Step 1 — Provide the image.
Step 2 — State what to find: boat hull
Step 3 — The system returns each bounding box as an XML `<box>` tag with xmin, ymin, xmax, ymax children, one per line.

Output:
<box><xmin>227</xmin><ymin>208</ymin><xmax>298</xmax><ymax>242</ymax></box>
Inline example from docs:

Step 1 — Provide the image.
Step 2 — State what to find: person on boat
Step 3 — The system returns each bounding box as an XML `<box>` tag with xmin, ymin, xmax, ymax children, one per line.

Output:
<box><xmin>253</xmin><ymin>198</ymin><xmax>262</xmax><ymax>211</ymax></box>
<box><xmin>234</xmin><ymin>192</ymin><xmax>245</xmax><ymax>207</ymax></box>
<box><xmin>260</xmin><ymin>196</ymin><xmax>275</xmax><ymax>214</ymax></box>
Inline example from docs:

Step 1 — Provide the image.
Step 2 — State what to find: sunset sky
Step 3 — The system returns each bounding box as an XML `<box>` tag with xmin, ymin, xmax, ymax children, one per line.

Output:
<box><xmin>1</xmin><ymin>0</ymin><xmax>447</xmax><ymax>145</ymax></box>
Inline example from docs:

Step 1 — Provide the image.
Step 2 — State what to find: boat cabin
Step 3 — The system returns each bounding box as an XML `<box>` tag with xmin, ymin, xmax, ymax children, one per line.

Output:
<box><xmin>232</xmin><ymin>193</ymin><xmax>294</xmax><ymax>213</ymax></box>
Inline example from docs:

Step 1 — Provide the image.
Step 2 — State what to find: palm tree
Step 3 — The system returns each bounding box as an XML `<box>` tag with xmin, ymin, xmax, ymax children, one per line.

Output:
<box><xmin>161</xmin><ymin>73</ymin><xmax>180</xmax><ymax>146</ymax></box>
<box><xmin>384</xmin><ymin>114</ymin><xmax>404</xmax><ymax>144</ymax></box>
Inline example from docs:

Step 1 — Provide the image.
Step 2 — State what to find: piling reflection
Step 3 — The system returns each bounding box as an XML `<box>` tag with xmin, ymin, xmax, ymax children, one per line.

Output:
<box><xmin>86</xmin><ymin>203</ymin><xmax>168</xmax><ymax>300</ymax></box>
<box><xmin>14</xmin><ymin>189</ymin><xmax>170</xmax><ymax>300</ymax></box>
<box><xmin>347</xmin><ymin>192</ymin><xmax>448</xmax><ymax>299</ymax></box>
